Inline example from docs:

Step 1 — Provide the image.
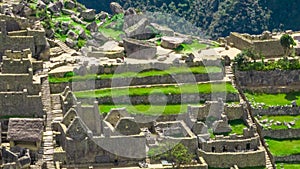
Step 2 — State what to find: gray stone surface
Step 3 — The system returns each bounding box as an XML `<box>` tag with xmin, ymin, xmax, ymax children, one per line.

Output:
<box><xmin>161</xmin><ymin>36</ymin><xmax>184</xmax><ymax>49</ymax></box>
<box><xmin>123</xmin><ymin>38</ymin><xmax>157</xmax><ymax>60</ymax></box>
<box><xmin>110</xmin><ymin>2</ymin><xmax>124</xmax><ymax>14</ymax></box>
<box><xmin>7</xmin><ymin>118</ymin><xmax>44</xmax><ymax>142</ymax></box>
<box><xmin>124</xmin><ymin>17</ymin><xmax>156</xmax><ymax>40</ymax></box>
<box><xmin>86</xmin><ymin>21</ymin><xmax>98</xmax><ymax>32</ymax></box>
<box><xmin>64</xmin><ymin>0</ymin><xmax>76</xmax><ymax>9</ymax></box>
<box><xmin>80</xmin><ymin>9</ymin><xmax>96</xmax><ymax>21</ymax></box>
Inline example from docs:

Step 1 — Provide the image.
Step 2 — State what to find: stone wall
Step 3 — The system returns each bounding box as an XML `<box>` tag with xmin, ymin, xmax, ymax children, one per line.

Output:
<box><xmin>2</xmin><ymin>57</ymin><xmax>32</xmax><ymax>74</ymax></box>
<box><xmin>93</xmin><ymin>93</ymin><xmax>239</xmax><ymax>105</ymax></box>
<box><xmin>252</xmin><ymin>106</ymin><xmax>300</xmax><ymax>116</ymax></box>
<box><xmin>235</xmin><ymin>69</ymin><xmax>300</xmax><ymax>89</ymax></box>
<box><xmin>262</xmin><ymin>128</ymin><xmax>300</xmax><ymax>139</ymax></box>
<box><xmin>0</xmin><ymin>14</ymin><xmax>30</xmax><ymax>30</ymax></box>
<box><xmin>199</xmin><ymin>148</ymin><xmax>266</xmax><ymax>168</ymax></box>
<box><xmin>50</xmin><ymin>72</ymin><xmax>225</xmax><ymax>93</ymax></box>
<box><xmin>188</xmin><ymin>103</ymin><xmax>244</xmax><ymax>121</ymax></box>
<box><xmin>227</xmin><ymin>32</ymin><xmax>284</xmax><ymax>58</ymax></box>
<box><xmin>227</xmin><ymin>32</ymin><xmax>252</xmax><ymax>51</ymax></box>
<box><xmin>0</xmin><ymin>35</ymin><xmax>35</xmax><ymax>57</ymax></box>
<box><xmin>50</xmin><ymin>60</ymin><xmax>224</xmax><ymax>78</ymax></box>
<box><xmin>200</xmin><ymin>136</ymin><xmax>260</xmax><ymax>153</ymax></box>
<box><xmin>0</xmin><ymin>92</ymin><xmax>44</xmax><ymax>117</ymax></box>
<box><xmin>253</xmin><ymin>39</ymin><xmax>284</xmax><ymax>57</ymax></box>
<box><xmin>274</xmin><ymin>155</ymin><xmax>300</xmax><ymax>163</ymax></box>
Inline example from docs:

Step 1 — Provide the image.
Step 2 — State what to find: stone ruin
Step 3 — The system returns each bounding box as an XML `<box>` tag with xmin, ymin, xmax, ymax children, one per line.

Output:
<box><xmin>0</xmin><ymin>49</ymin><xmax>44</xmax><ymax>118</ymax></box>
<box><xmin>1</xmin><ymin>146</ymin><xmax>31</xmax><ymax>169</ymax></box>
<box><xmin>50</xmin><ymin>87</ymin><xmax>265</xmax><ymax>168</ymax></box>
<box><xmin>0</xmin><ymin>14</ymin><xmax>49</xmax><ymax>60</ymax></box>
<box><xmin>52</xmin><ymin>88</ymin><xmax>146</xmax><ymax>166</ymax></box>
<box><xmin>226</xmin><ymin>31</ymin><xmax>284</xmax><ymax>57</ymax></box>
<box><xmin>0</xmin><ymin>118</ymin><xmax>44</xmax><ymax>169</ymax></box>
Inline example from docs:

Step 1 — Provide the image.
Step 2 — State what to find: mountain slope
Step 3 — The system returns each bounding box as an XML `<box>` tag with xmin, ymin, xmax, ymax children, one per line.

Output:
<box><xmin>78</xmin><ymin>0</ymin><xmax>300</xmax><ymax>38</ymax></box>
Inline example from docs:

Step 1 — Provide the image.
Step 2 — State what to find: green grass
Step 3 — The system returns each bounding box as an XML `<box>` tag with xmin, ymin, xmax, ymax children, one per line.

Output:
<box><xmin>229</xmin><ymin>119</ymin><xmax>248</xmax><ymax>135</ymax></box>
<box><xmin>99</xmin><ymin>104</ymin><xmax>192</xmax><ymax>115</ymax></box>
<box><xmin>258</xmin><ymin>115</ymin><xmax>300</xmax><ymax>130</ymax></box>
<box><xmin>276</xmin><ymin>163</ymin><xmax>300</xmax><ymax>169</ymax></box>
<box><xmin>210</xmin><ymin>119</ymin><xmax>247</xmax><ymax>138</ymax></box>
<box><xmin>48</xmin><ymin>66</ymin><xmax>223</xmax><ymax>83</ymax></box>
<box><xmin>245</xmin><ymin>92</ymin><xmax>300</xmax><ymax>108</ymax></box>
<box><xmin>265</xmin><ymin>138</ymin><xmax>300</xmax><ymax>156</ymax></box>
<box><xmin>175</xmin><ymin>40</ymin><xmax>208</xmax><ymax>53</ymax></box>
<box><xmin>51</xmin><ymin>14</ymin><xmax>92</xmax><ymax>43</ymax></box>
<box><xmin>74</xmin><ymin>82</ymin><xmax>237</xmax><ymax>98</ymax></box>
<box><xmin>174</xmin><ymin>40</ymin><xmax>220</xmax><ymax>54</ymax></box>
<box><xmin>99</xmin><ymin>27</ymin><xmax>124</xmax><ymax>41</ymax></box>
<box><xmin>99</xmin><ymin>13</ymin><xmax>124</xmax><ymax>40</ymax></box>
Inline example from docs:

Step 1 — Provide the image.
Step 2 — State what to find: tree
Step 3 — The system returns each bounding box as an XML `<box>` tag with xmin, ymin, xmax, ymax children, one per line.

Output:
<box><xmin>280</xmin><ymin>34</ymin><xmax>296</xmax><ymax>57</ymax></box>
<box><xmin>148</xmin><ymin>142</ymin><xmax>195</xmax><ymax>168</ymax></box>
<box><xmin>170</xmin><ymin>143</ymin><xmax>194</xmax><ymax>168</ymax></box>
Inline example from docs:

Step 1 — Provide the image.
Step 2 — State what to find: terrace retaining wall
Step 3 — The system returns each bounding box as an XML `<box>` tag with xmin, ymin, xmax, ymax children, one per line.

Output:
<box><xmin>50</xmin><ymin>72</ymin><xmax>224</xmax><ymax>93</ymax></box>
<box><xmin>274</xmin><ymin>155</ymin><xmax>300</xmax><ymax>163</ymax></box>
<box><xmin>78</xmin><ymin>93</ymin><xmax>240</xmax><ymax>105</ymax></box>
<box><xmin>252</xmin><ymin>106</ymin><xmax>300</xmax><ymax>116</ymax></box>
<box><xmin>235</xmin><ymin>69</ymin><xmax>300</xmax><ymax>88</ymax></box>
<box><xmin>50</xmin><ymin>60</ymin><xmax>224</xmax><ymax>78</ymax></box>
<box><xmin>262</xmin><ymin>129</ymin><xmax>300</xmax><ymax>139</ymax></box>
<box><xmin>199</xmin><ymin>148</ymin><xmax>266</xmax><ymax>168</ymax></box>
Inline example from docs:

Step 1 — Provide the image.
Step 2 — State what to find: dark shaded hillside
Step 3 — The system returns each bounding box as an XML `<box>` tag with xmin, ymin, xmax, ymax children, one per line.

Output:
<box><xmin>78</xmin><ymin>0</ymin><xmax>300</xmax><ymax>38</ymax></box>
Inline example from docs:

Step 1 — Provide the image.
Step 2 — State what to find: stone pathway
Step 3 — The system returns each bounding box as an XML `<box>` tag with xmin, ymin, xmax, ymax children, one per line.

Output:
<box><xmin>231</xmin><ymin>69</ymin><xmax>275</xmax><ymax>169</ymax></box>
<box><xmin>56</xmin><ymin>40</ymin><xmax>76</xmax><ymax>54</ymax></box>
<box><xmin>41</xmin><ymin>78</ymin><xmax>56</xmax><ymax>169</ymax></box>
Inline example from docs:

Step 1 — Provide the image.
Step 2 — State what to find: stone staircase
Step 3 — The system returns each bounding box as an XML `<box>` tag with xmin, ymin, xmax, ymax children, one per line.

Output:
<box><xmin>56</xmin><ymin>40</ymin><xmax>76</xmax><ymax>54</ymax></box>
<box><xmin>41</xmin><ymin>78</ymin><xmax>56</xmax><ymax>169</ymax></box>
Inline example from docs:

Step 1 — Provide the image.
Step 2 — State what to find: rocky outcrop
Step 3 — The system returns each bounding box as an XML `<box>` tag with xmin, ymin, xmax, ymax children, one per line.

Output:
<box><xmin>161</xmin><ymin>36</ymin><xmax>184</xmax><ymax>49</ymax></box>
<box><xmin>110</xmin><ymin>2</ymin><xmax>124</xmax><ymax>14</ymax></box>
<box><xmin>64</xmin><ymin>0</ymin><xmax>76</xmax><ymax>9</ymax></box>
<box><xmin>123</xmin><ymin>38</ymin><xmax>157</xmax><ymax>60</ymax></box>
<box><xmin>124</xmin><ymin>17</ymin><xmax>157</xmax><ymax>40</ymax></box>
<box><xmin>80</xmin><ymin>9</ymin><xmax>96</xmax><ymax>21</ymax></box>
<box><xmin>86</xmin><ymin>21</ymin><xmax>98</xmax><ymax>32</ymax></box>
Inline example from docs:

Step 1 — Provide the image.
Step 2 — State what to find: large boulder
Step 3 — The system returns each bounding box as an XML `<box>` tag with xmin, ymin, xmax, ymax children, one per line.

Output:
<box><xmin>64</xmin><ymin>0</ymin><xmax>76</xmax><ymax>9</ymax></box>
<box><xmin>67</xmin><ymin>30</ymin><xmax>79</xmax><ymax>40</ymax></box>
<box><xmin>124</xmin><ymin>7</ymin><xmax>136</xmax><ymax>16</ymax></box>
<box><xmin>97</xmin><ymin>11</ymin><xmax>109</xmax><ymax>20</ymax></box>
<box><xmin>86</xmin><ymin>21</ymin><xmax>98</xmax><ymax>32</ymax></box>
<box><xmin>110</xmin><ymin>2</ymin><xmax>124</xmax><ymax>14</ymax></box>
<box><xmin>123</xmin><ymin>38</ymin><xmax>157</xmax><ymax>60</ymax></box>
<box><xmin>161</xmin><ymin>36</ymin><xmax>184</xmax><ymax>49</ymax></box>
<box><xmin>65</xmin><ymin>38</ymin><xmax>76</xmax><ymax>48</ymax></box>
<box><xmin>150</xmin><ymin>23</ymin><xmax>174</xmax><ymax>36</ymax></box>
<box><xmin>80</xmin><ymin>9</ymin><xmax>96</xmax><ymax>21</ymax></box>
<box><xmin>12</xmin><ymin>3</ymin><xmax>24</xmax><ymax>14</ymax></box>
<box><xmin>48</xmin><ymin>3</ymin><xmax>59</xmax><ymax>13</ymax></box>
<box><xmin>124</xmin><ymin>17</ymin><xmax>157</xmax><ymax>40</ymax></box>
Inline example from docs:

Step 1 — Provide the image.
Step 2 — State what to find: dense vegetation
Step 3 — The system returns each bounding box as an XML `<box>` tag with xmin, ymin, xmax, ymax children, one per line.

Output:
<box><xmin>78</xmin><ymin>0</ymin><xmax>300</xmax><ymax>39</ymax></box>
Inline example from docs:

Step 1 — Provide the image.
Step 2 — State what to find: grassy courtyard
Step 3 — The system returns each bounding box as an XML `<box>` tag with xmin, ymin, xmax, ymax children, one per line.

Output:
<box><xmin>49</xmin><ymin>66</ymin><xmax>222</xmax><ymax>83</ymax></box>
<box><xmin>245</xmin><ymin>92</ymin><xmax>300</xmax><ymax>108</ymax></box>
<box><xmin>74</xmin><ymin>82</ymin><xmax>237</xmax><ymax>98</ymax></box>
<box><xmin>265</xmin><ymin>138</ymin><xmax>300</xmax><ymax>156</ymax></box>
<box><xmin>258</xmin><ymin>115</ymin><xmax>300</xmax><ymax>130</ymax></box>
<box><xmin>209</xmin><ymin>119</ymin><xmax>248</xmax><ymax>138</ymax></box>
